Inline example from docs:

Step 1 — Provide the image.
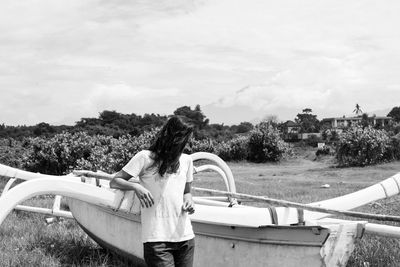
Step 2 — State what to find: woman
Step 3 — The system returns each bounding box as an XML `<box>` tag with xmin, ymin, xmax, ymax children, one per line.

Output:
<box><xmin>110</xmin><ymin>116</ymin><xmax>195</xmax><ymax>267</ymax></box>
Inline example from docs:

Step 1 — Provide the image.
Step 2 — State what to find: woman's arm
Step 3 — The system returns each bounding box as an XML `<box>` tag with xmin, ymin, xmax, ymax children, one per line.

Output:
<box><xmin>109</xmin><ymin>170</ymin><xmax>139</xmax><ymax>190</ymax></box>
<box><xmin>182</xmin><ymin>182</ymin><xmax>195</xmax><ymax>214</ymax></box>
<box><xmin>110</xmin><ymin>170</ymin><xmax>154</xmax><ymax>208</ymax></box>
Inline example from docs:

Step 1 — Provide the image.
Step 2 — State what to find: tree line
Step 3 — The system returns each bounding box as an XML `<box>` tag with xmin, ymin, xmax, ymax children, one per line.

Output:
<box><xmin>1</xmin><ymin>104</ymin><xmax>399</xmax><ymax>141</ymax></box>
<box><xmin>283</xmin><ymin>106</ymin><xmax>400</xmax><ymax>135</ymax></box>
<box><xmin>0</xmin><ymin>105</ymin><xmax>254</xmax><ymax>141</ymax></box>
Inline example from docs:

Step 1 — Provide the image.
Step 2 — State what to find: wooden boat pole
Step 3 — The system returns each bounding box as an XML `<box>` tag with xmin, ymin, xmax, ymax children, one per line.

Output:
<box><xmin>192</xmin><ymin>187</ymin><xmax>400</xmax><ymax>223</ymax></box>
<box><xmin>73</xmin><ymin>171</ymin><xmax>400</xmax><ymax>222</ymax></box>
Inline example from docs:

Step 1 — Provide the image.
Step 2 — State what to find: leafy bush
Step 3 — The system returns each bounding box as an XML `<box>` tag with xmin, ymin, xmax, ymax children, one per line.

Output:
<box><xmin>305</xmin><ymin>134</ymin><xmax>321</xmax><ymax>147</ymax></box>
<box><xmin>321</xmin><ymin>129</ymin><xmax>340</xmax><ymax>143</ymax></box>
<box><xmin>392</xmin><ymin>123</ymin><xmax>400</xmax><ymax>135</ymax></box>
<box><xmin>247</xmin><ymin>122</ymin><xmax>289</xmax><ymax>162</ymax></box>
<box><xmin>316</xmin><ymin>146</ymin><xmax>330</xmax><ymax>157</ymax></box>
<box><xmin>20</xmin><ymin>123</ymin><xmax>292</xmax><ymax>175</ymax></box>
<box><xmin>76</xmin><ymin>129</ymin><xmax>157</xmax><ymax>173</ymax></box>
<box><xmin>216</xmin><ymin>136</ymin><xmax>249</xmax><ymax>161</ymax></box>
<box><xmin>23</xmin><ymin>132</ymin><xmax>96</xmax><ymax>175</ymax></box>
<box><xmin>336</xmin><ymin>126</ymin><xmax>391</xmax><ymax>167</ymax></box>
<box><xmin>0</xmin><ymin>138</ymin><xmax>27</xmax><ymax>168</ymax></box>
<box><xmin>22</xmin><ymin>129</ymin><xmax>158</xmax><ymax>175</ymax></box>
<box><xmin>186</xmin><ymin>139</ymin><xmax>216</xmax><ymax>154</ymax></box>
<box><xmin>385</xmin><ymin>133</ymin><xmax>400</xmax><ymax>161</ymax></box>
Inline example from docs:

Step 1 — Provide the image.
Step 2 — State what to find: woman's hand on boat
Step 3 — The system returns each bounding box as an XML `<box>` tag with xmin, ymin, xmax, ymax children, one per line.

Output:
<box><xmin>182</xmin><ymin>193</ymin><xmax>195</xmax><ymax>214</ymax></box>
<box><xmin>133</xmin><ymin>184</ymin><xmax>154</xmax><ymax>208</ymax></box>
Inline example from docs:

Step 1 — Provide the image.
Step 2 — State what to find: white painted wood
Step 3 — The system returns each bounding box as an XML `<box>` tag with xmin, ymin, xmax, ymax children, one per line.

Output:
<box><xmin>317</xmin><ymin>218</ymin><xmax>400</xmax><ymax>239</ymax></box>
<box><xmin>0</xmin><ymin>177</ymin><xmax>115</xmax><ymax>224</ymax></box>
<box><xmin>191</xmin><ymin>152</ymin><xmax>236</xmax><ymax>193</ymax></box>
<box><xmin>364</xmin><ymin>223</ymin><xmax>400</xmax><ymax>238</ymax></box>
<box><xmin>1</xmin><ymin>178</ymin><xmax>16</xmax><ymax>196</ymax></box>
<box><xmin>310</xmin><ymin>173</ymin><xmax>400</xmax><ymax>217</ymax></box>
<box><xmin>194</xmin><ymin>164</ymin><xmax>230</xmax><ymax>192</ymax></box>
<box><xmin>14</xmin><ymin>205</ymin><xmax>73</xmax><ymax>219</ymax></box>
<box><xmin>52</xmin><ymin>195</ymin><xmax>62</xmax><ymax>212</ymax></box>
<box><xmin>321</xmin><ymin>222</ymin><xmax>365</xmax><ymax>267</ymax></box>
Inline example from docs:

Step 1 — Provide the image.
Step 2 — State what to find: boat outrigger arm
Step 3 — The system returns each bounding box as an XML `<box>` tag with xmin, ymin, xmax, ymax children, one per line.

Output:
<box><xmin>1</xmin><ymin>152</ymin><xmax>400</xmax><ymax>239</ymax></box>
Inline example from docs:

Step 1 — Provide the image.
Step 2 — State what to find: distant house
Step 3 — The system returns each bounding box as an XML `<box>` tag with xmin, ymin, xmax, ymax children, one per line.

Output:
<box><xmin>321</xmin><ymin>115</ymin><xmax>392</xmax><ymax>130</ymax></box>
<box><xmin>282</xmin><ymin>120</ymin><xmax>300</xmax><ymax>134</ymax></box>
<box><xmin>281</xmin><ymin>120</ymin><xmax>300</xmax><ymax>141</ymax></box>
<box><xmin>298</xmin><ymin>132</ymin><xmax>322</xmax><ymax>140</ymax></box>
<box><xmin>281</xmin><ymin>120</ymin><xmax>322</xmax><ymax>141</ymax></box>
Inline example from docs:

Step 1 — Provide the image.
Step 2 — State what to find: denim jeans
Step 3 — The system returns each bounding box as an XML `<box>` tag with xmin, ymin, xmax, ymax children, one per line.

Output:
<box><xmin>143</xmin><ymin>238</ymin><xmax>195</xmax><ymax>267</ymax></box>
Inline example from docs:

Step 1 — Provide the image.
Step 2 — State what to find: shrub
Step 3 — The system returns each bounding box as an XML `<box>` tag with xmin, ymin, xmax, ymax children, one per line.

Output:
<box><xmin>322</xmin><ymin>129</ymin><xmax>340</xmax><ymax>143</ymax></box>
<box><xmin>336</xmin><ymin>126</ymin><xmax>391</xmax><ymax>167</ymax></box>
<box><xmin>247</xmin><ymin>122</ymin><xmax>289</xmax><ymax>162</ymax></box>
<box><xmin>305</xmin><ymin>134</ymin><xmax>321</xmax><ymax>147</ymax></box>
<box><xmin>186</xmin><ymin>139</ymin><xmax>216</xmax><ymax>154</ymax></box>
<box><xmin>216</xmin><ymin>136</ymin><xmax>249</xmax><ymax>161</ymax></box>
<box><xmin>22</xmin><ymin>129</ymin><xmax>158</xmax><ymax>175</ymax></box>
<box><xmin>385</xmin><ymin>133</ymin><xmax>400</xmax><ymax>161</ymax></box>
<box><xmin>76</xmin><ymin>129</ymin><xmax>158</xmax><ymax>173</ymax></box>
<box><xmin>20</xmin><ymin>124</ymin><xmax>291</xmax><ymax>175</ymax></box>
<box><xmin>0</xmin><ymin>138</ymin><xmax>27</xmax><ymax>168</ymax></box>
<box><xmin>393</xmin><ymin>123</ymin><xmax>400</xmax><ymax>135</ymax></box>
<box><xmin>316</xmin><ymin>146</ymin><xmax>330</xmax><ymax>157</ymax></box>
<box><xmin>22</xmin><ymin>132</ymin><xmax>96</xmax><ymax>175</ymax></box>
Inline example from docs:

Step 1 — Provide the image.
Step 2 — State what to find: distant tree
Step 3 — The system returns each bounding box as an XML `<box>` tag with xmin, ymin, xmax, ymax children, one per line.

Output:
<box><xmin>99</xmin><ymin>110</ymin><xmax>123</xmax><ymax>125</ymax></box>
<box><xmin>202</xmin><ymin>123</ymin><xmax>233</xmax><ymax>141</ymax></box>
<box><xmin>247</xmin><ymin>122</ymin><xmax>289</xmax><ymax>162</ymax></box>
<box><xmin>388</xmin><ymin>107</ymin><xmax>400</xmax><ymax>122</ymax></box>
<box><xmin>76</xmin><ymin>118</ymin><xmax>101</xmax><ymax>127</ymax></box>
<box><xmin>353</xmin><ymin>104</ymin><xmax>363</xmax><ymax>116</ymax></box>
<box><xmin>235</xmin><ymin>122</ymin><xmax>253</xmax><ymax>134</ymax></box>
<box><xmin>33</xmin><ymin>122</ymin><xmax>55</xmax><ymax>136</ymax></box>
<box><xmin>141</xmin><ymin>113</ymin><xmax>167</xmax><ymax>128</ymax></box>
<box><xmin>295</xmin><ymin>109</ymin><xmax>320</xmax><ymax>133</ymax></box>
<box><xmin>74</xmin><ymin>110</ymin><xmax>168</xmax><ymax>137</ymax></box>
<box><xmin>173</xmin><ymin>105</ymin><xmax>209</xmax><ymax>130</ymax></box>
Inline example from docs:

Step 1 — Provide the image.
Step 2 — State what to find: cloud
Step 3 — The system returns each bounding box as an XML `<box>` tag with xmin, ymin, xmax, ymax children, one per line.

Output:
<box><xmin>1</xmin><ymin>0</ymin><xmax>400</xmax><ymax>125</ymax></box>
<box><xmin>90</xmin><ymin>83</ymin><xmax>180</xmax><ymax>103</ymax></box>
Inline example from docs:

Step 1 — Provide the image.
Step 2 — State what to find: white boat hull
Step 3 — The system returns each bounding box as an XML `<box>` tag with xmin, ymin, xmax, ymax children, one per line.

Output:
<box><xmin>68</xmin><ymin>198</ymin><xmax>362</xmax><ymax>267</ymax></box>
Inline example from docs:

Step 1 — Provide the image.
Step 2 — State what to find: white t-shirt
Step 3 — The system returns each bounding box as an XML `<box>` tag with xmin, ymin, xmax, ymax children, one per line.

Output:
<box><xmin>122</xmin><ymin>150</ymin><xmax>195</xmax><ymax>243</ymax></box>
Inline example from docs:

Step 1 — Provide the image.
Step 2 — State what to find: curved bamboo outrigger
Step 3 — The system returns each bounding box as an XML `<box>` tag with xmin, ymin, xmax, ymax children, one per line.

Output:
<box><xmin>0</xmin><ymin>152</ymin><xmax>400</xmax><ymax>266</ymax></box>
<box><xmin>0</xmin><ymin>178</ymin><xmax>115</xmax><ymax>224</ymax></box>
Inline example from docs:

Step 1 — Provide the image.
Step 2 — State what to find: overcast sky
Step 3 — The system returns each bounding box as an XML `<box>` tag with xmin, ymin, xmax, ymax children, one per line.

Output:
<box><xmin>1</xmin><ymin>0</ymin><xmax>399</xmax><ymax>126</ymax></box>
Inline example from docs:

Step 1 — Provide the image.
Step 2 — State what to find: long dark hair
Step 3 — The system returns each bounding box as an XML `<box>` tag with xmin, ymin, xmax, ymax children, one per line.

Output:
<box><xmin>149</xmin><ymin>116</ymin><xmax>193</xmax><ymax>176</ymax></box>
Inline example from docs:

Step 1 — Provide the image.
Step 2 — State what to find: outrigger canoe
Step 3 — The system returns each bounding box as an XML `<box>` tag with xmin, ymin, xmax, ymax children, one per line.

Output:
<box><xmin>1</xmin><ymin>152</ymin><xmax>400</xmax><ymax>267</ymax></box>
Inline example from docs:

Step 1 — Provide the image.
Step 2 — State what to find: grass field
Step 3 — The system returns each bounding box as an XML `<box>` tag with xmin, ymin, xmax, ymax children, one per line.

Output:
<box><xmin>1</xmin><ymin>147</ymin><xmax>400</xmax><ymax>266</ymax></box>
